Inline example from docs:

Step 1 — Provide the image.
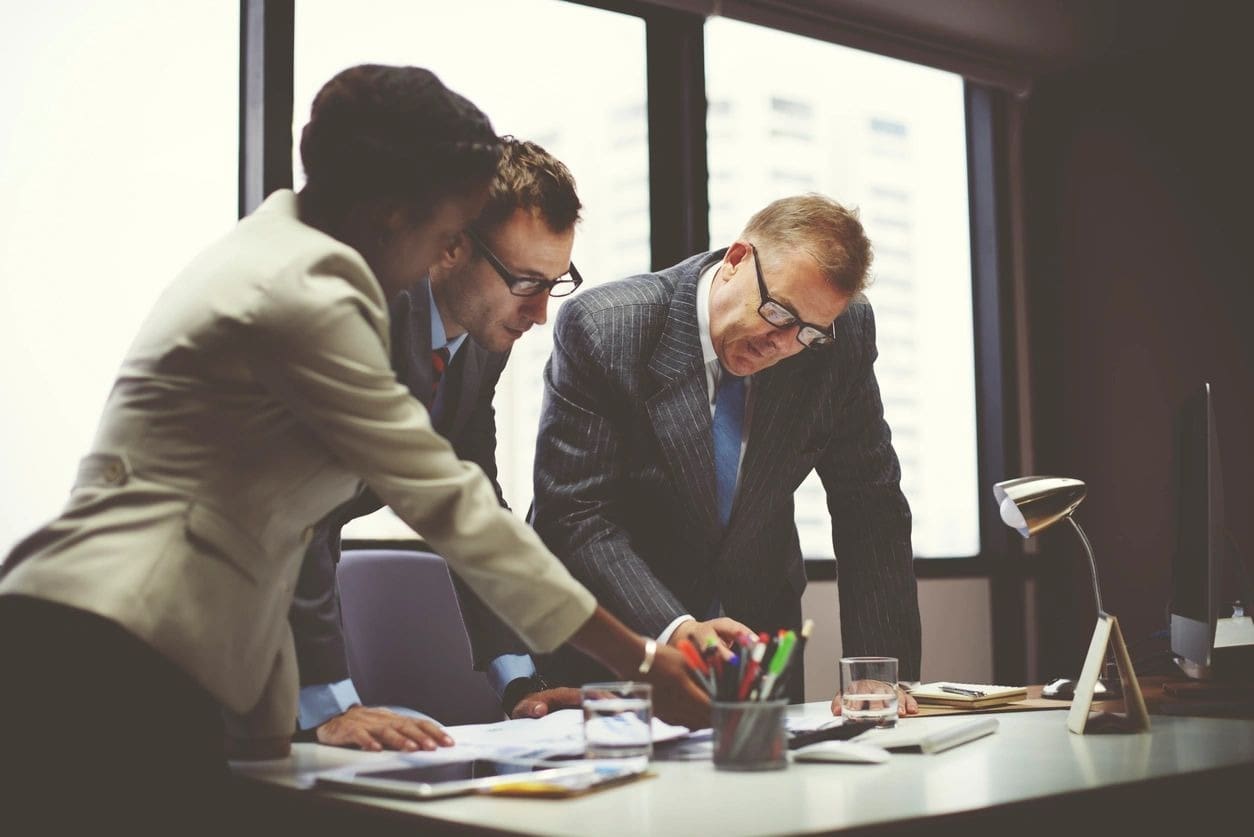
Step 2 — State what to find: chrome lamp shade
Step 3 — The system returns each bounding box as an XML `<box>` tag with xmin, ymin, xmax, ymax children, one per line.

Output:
<box><xmin>993</xmin><ymin>477</ymin><xmax>1087</xmax><ymax>539</ymax></box>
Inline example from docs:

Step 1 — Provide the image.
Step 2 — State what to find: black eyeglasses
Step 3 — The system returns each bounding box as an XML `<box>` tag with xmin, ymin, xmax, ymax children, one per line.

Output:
<box><xmin>465</xmin><ymin>228</ymin><xmax>583</xmax><ymax>298</ymax></box>
<box><xmin>750</xmin><ymin>244</ymin><xmax>835</xmax><ymax>349</ymax></box>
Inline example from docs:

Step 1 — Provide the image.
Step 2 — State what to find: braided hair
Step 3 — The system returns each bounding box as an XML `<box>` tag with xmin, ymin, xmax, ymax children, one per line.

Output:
<box><xmin>299</xmin><ymin>65</ymin><xmax>502</xmax><ymax>224</ymax></box>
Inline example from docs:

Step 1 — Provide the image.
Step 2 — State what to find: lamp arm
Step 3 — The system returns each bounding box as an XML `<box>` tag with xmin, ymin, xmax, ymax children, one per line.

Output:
<box><xmin>1066</xmin><ymin>516</ymin><xmax>1104</xmax><ymax>617</ymax></box>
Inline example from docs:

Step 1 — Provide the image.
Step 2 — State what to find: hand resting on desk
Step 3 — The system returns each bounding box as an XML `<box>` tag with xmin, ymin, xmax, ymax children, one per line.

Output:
<box><xmin>317</xmin><ymin>705</ymin><xmax>455</xmax><ymax>752</ymax></box>
<box><xmin>830</xmin><ymin>684</ymin><xmax>918</xmax><ymax>718</ymax></box>
<box><xmin>509</xmin><ymin>687</ymin><xmax>582</xmax><ymax>719</ymax></box>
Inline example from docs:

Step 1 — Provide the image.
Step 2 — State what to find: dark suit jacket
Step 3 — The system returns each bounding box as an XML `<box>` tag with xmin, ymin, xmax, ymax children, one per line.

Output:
<box><xmin>288</xmin><ymin>280</ymin><xmax>521</xmax><ymax>688</ymax></box>
<box><xmin>531</xmin><ymin>250</ymin><xmax>922</xmax><ymax>685</ymax></box>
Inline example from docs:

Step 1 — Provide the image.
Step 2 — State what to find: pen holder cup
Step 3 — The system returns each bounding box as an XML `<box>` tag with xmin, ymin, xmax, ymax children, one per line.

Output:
<box><xmin>712</xmin><ymin>700</ymin><xmax>788</xmax><ymax>771</ymax></box>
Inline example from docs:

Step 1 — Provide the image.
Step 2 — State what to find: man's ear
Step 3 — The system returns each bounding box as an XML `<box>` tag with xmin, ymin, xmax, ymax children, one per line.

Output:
<box><xmin>437</xmin><ymin>231</ymin><xmax>471</xmax><ymax>271</ymax></box>
<box><xmin>720</xmin><ymin>240</ymin><xmax>751</xmax><ymax>281</ymax></box>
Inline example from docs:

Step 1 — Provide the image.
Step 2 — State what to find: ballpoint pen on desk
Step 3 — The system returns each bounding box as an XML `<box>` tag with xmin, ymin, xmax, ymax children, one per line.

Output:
<box><xmin>940</xmin><ymin>685</ymin><xmax>986</xmax><ymax>698</ymax></box>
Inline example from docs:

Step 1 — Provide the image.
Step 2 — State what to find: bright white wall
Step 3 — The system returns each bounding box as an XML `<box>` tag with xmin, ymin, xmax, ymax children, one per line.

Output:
<box><xmin>0</xmin><ymin>2</ymin><xmax>238</xmax><ymax>553</ymax></box>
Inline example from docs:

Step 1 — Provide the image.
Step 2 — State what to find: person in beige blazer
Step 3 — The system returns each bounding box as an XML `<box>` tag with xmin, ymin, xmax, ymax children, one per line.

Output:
<box><xmin>0</xmin><ymin>65</ymin><xmax>706</xmax><ymax>828</ymax></box>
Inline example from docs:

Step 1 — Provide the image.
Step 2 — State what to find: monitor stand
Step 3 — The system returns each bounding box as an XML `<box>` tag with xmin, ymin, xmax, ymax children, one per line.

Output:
<box><xmin>1173</xmin><ymin>603</ymin><xmax>1254</xmax><ymax>680</ymax></box>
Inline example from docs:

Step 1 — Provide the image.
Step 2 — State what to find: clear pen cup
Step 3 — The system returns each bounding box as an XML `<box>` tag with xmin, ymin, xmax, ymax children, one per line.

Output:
<box><xmin>711</xmin><ymin>700</ymin><xmax>788</xmax><ymax>771</ymax></box>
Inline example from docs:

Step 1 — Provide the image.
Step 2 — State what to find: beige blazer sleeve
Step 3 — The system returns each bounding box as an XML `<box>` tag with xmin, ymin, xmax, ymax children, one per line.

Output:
<box><xmin>246</xmin><ymin>281</ymin><xmax>596</xmax><ymax>655</ymax></box>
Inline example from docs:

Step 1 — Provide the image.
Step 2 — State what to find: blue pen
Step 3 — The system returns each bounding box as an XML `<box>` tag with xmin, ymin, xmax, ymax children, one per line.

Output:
<box><xmin>722</xmin><ymin>653</ymin><xmax>741</xmax><ymax>701</ymax></box>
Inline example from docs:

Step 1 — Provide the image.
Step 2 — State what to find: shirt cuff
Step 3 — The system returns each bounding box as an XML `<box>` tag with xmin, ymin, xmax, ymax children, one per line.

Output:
<box><xmin>658</xmin><ymin>614</ymin><xmax>696</xmax><ymax>646</ymax></box>
<box><xmin>487</xmin><ymin>654</ymin><xmax>537</xmax><ymax>699</ymax></box>
<box><xmin>297</xmin><ymin>679</ymin><xmax>362</xmax><ymax>731</ymax></box>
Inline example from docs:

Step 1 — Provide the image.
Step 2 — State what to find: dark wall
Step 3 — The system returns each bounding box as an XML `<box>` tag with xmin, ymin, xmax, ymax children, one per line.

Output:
<box><xmin>1022</xmin><ymin>8</ymin><xmax>1253</xmax><ymax>677</ymax></box>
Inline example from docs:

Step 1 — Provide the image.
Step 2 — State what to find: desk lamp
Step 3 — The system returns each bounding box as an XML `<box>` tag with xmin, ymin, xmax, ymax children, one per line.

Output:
<box><xmin>994</xmin><ymin>477</ymin><xmax>1150</xmax><ymax>734</ymax></box>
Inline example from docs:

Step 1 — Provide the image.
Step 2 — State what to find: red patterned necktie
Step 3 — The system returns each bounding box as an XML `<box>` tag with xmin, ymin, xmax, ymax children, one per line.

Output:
<box><xmin>431</xmin><ymin>347</ymin><xmax>450</xmax><ymax>400</ymax></box>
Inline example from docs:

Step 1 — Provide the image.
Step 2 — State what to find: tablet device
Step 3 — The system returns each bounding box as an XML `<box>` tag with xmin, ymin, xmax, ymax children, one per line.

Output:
<box><xmin>315</xmin><ymin>757</ymin><xmax>642</xmax><ymax>800</ymax></box>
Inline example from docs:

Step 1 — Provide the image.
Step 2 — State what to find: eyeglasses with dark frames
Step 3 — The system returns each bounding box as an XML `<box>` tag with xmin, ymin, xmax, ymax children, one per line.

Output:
<box><xmin>465</xmin><ymin>228</ymin><xmax>583</xmax><ymax>298</ymax></box>
<box><xmin>749</xmin><ymin>243</ymin><xmax>835</xmax><ymax>349</ymax></box>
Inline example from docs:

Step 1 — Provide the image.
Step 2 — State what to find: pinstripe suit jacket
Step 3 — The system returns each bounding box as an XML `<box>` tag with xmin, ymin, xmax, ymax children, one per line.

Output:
<box><xmin>532</xmin><ymin>250</ymin><xmax>921</xmax><ymax>683</ymax></box>
<box><xmin>288</xmin><ymin>279</ymin><xmax>515</xmax><ymax>687</ymax></box>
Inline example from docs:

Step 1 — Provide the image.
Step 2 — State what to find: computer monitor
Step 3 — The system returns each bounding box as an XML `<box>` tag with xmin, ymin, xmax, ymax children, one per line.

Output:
<box><xmin>1169</xmin><ymin>382</ymin><xmax>1254</xmax><ymax>679</ymax></box>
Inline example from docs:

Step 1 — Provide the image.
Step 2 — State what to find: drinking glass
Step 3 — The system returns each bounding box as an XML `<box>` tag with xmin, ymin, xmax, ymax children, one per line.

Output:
<box><xmin>581</xmin><ymin>682</ymin><xmax>653</xmax><ymax>759</ymax></box>
<box><xmin>839</xmin><ymin>656</ymin><xmax>899</xmax><ymax>727</ymax></box>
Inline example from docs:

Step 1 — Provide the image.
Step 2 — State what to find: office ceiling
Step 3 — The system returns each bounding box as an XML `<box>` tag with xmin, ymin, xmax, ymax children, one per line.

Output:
<box><xmin>656</xmin><ymin>0</ymin><xmax>1194</xmax><ymax>79</ymax></box>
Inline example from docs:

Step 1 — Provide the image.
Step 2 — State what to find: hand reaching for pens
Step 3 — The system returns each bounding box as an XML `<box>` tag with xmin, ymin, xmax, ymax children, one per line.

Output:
<box><xmin>565</xmin><ymin>606</ymin><xmax>710</xmax><ymax>730</ymax></box>
<box><xmin>508</xmin><ymin>687</ymin><xmax>582</xmax><ymax>720</ymax></box>
<box><xmin>644</xmin><ymin>642</ymin><xmax>713</xmax><ymax>730</ymax></box>
<box><xmin>669</xmin><ymin>617</ymin><xmax>753</xmax><ymax>660</ymax></box>
<box><xmin>316</xmin><ymin>705</ymin><xmax>455</xmax><ymax>752</ymax></box>
<box><xmin>829</xmin><ymin>683</ymin><xmax>919</xmax><ymax>718</ymax></box>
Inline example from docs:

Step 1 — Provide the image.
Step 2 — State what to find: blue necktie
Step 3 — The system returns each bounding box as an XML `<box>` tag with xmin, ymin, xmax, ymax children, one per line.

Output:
<box><xmin>713</xmin><ymin>368</ymin><xmax>747</xmax><ymax>527</ymax></box>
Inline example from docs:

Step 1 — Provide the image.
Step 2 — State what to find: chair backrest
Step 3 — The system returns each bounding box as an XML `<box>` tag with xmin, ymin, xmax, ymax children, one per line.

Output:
<box><xmin>336</xmin><ymin>549</ymin><xmax>504</xmax><ymax>726</ymax></box>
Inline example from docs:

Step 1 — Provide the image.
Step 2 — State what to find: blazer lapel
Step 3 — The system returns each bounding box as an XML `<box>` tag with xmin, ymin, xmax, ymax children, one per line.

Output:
<box><xmin>442</xmin><ymin>341</ymin><xmax>485</xmax><ymax>436</ymax></box>
<box><xmin>645</xmin><ymin>257</ymin><xmax>722</xmax><ymax>539</ymax></box>
<box><xmin>391</xmin><ymin>279</ymin><xmax>438</xmax><ymax>410</ymax></box>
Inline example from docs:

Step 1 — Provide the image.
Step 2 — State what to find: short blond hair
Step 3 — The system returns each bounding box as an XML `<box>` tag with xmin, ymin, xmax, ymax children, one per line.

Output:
<box><xmin>741</xmin><ymin>193</ymin><xmax>873</xmax><ymax>296</ymax></box>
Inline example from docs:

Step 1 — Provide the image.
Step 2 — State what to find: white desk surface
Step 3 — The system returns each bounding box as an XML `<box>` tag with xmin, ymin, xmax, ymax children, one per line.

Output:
<box><xmin>231</xmin><ymin>704</ymin><xmax>1254</xmax><ymax>836</ymax></box>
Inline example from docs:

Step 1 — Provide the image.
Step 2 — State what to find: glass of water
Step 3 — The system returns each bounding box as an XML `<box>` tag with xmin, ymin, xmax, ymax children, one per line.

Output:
<box><xmin>839</xmin><ymin>656</ymin><xmax>899</xmax><ymax>728</ymax></box>
<box><xmin>581</xmin><ymin>682</ymin><xmax>653</xmax><ymax>759</ymax></box>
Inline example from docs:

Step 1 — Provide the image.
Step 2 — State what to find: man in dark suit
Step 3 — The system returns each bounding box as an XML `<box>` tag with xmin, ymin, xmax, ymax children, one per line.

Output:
<box><xmin>289</xmin><ymin>138</ymin><xmax>587</xmax><ymax>751</ymax></box>
<box><xmin>531</xmin><ymin>194</ymin><xmax>922</xmax><ymax>711</ymax></box>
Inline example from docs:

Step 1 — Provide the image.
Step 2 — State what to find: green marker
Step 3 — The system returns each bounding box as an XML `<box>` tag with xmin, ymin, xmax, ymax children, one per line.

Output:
<box><xmin>757</xmin><ymin>630</ymin><xmax>796</xmax><ymax>700</ymax></box>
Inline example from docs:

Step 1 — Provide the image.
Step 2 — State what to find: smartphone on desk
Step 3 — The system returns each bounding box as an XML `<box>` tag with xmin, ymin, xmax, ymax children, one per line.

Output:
<box><xmin>316</xmin><ymin>757</ymin><xmax>639</xmax><ymax>800</ymax></box>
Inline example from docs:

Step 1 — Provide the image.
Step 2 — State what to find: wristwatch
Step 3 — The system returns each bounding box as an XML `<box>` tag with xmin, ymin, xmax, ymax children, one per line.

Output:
<box><xmin>501</xmin><ymin>674</ymin><xmax>552</xmax><ymax>717</ymax></box>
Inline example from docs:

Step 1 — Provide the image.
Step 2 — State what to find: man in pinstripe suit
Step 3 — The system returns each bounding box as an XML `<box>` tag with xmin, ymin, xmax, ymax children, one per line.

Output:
<box><xmin>530</xmin><ymin>194</ymin><xmax>921</xmax><ymax>709</ymax></box>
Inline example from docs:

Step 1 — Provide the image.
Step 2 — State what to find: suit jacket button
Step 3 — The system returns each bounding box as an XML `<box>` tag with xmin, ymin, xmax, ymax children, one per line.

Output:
<box><xmin>104</xmin><ymin>463</ymin><xmax>123</xmax><ymax>483</ymax></box>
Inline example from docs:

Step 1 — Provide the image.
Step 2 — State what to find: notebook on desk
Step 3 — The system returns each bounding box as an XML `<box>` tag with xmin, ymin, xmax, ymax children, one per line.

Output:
<box><xmin>909</xmin><ymin>682</ymin><xmax>1028</xmax><ymax>709</ymax></box>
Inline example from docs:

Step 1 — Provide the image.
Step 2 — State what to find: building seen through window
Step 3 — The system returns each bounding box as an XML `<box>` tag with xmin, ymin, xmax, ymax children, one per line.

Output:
<box><xmin>294</xmin><ymin>0</ymin><xmax>648</xmax><ymax>538</ymax></box>
<box><xmin>295</xmin><ymin>3</ymin><xmax>979</xmax><ymax>559</ymax></box>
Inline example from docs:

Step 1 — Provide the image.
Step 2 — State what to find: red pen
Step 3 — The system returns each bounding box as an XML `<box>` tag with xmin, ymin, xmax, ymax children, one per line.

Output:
<box><xmin>677</xmin><ymin>638</ymin><xmax>707</xmax><ymax>674</ymax></box>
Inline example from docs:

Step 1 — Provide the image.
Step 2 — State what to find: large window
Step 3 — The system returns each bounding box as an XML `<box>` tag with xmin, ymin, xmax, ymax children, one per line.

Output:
<box><xmin>0</xmin><ymin>2</ymin><xmax>238</xmax><ymax>554</ymax></box>
<box><xmin>293</xmin><ymin>3</ymin><xmax>981</xmax><ymax>558</ymax></box>
<box><xmin>705</xmin><ymin>18</ymin><xmax>980</xmax><ymax>558</ymax></box>
<box><xmin>294</xmin><ymin>0</ymin><xmax>649</xmax><ymax>537</ymax></box>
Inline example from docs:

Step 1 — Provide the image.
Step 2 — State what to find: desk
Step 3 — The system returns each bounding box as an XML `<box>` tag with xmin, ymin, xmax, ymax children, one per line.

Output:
<box><xmin>231</xmin><ymin>704</ymin><xmax>1254</xmax><ymax>836</ymax></box>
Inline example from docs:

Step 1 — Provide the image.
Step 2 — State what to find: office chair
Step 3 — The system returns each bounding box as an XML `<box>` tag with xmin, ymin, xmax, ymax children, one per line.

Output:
<box><xmin>336</xmin><ymin>549</ymin><xmax>505</xmax><ymax>726</ymax></box>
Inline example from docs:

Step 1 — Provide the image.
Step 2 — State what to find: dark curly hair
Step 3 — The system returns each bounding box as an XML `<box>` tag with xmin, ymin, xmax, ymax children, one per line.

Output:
<box><xmin>299</xmin><ymin>65</ymin><xmax>502</xmax><ymax>223</ymax></box>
